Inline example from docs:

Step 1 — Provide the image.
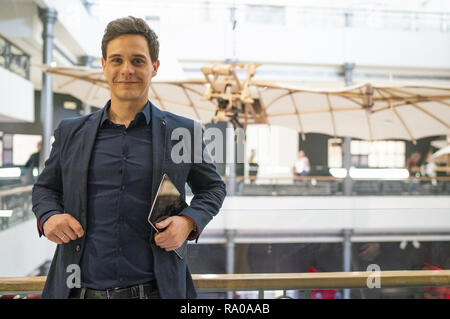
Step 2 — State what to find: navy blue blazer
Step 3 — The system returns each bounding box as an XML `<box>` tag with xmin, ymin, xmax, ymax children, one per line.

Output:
<box><xmin>32</xmin><ymin>102</ymin><xmax>226</xmax><ymax>299</ymax></box>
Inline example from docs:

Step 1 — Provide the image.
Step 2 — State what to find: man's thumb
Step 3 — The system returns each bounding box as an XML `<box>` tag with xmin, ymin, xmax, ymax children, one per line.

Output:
<box><xmin>156</xmin><ymin>217</ymin><xmax>171</xmax><ymax>228</ymax></box>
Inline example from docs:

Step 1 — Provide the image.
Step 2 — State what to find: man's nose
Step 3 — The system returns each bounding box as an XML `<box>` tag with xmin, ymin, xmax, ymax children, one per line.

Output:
<box><xmin>120</xmin><ymin>61</ymin><xmax>135</xmax><ymax>76</ymax></box>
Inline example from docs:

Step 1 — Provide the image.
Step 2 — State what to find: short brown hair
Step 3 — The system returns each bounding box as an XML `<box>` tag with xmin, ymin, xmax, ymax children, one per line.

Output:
<box><xmin>101</xmin><ymin>16</ymin><xmax>159</xmax><ymax>62</ymax></box>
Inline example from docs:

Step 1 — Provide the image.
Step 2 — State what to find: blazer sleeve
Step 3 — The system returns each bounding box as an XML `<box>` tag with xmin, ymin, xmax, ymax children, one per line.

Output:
<box><xmin>180</xmin><ymin>126</ymin><xmax>226</xmax><ymax>243</ymax></box>
<box><xmin>32</xmin><ymin>123</ymin><xmax>65</xmax><ymax>237</ymax></box>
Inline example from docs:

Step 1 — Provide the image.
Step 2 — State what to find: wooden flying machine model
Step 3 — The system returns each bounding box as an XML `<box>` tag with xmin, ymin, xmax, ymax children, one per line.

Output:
<box><xmin>200</xmin><ymin>62</ymin><xmax>265</xmax><ymax>130</ymax></box>
<box><xmin>43</xmin><ymin>62</ymin><xmax>450</xmax><ymax>141</ymax></box>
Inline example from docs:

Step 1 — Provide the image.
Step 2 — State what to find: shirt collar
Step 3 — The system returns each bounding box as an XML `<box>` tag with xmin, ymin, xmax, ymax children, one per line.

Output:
<box><xmin>101</xmin><ymin>100</ymin><xmax>152</xmax><ymax>126</ymax></box>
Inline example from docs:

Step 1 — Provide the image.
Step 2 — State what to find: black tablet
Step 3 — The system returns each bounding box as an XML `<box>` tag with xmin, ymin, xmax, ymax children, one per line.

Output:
<box><xmin>148</xmin><ymin>173</ymin><xmax>189</xmax><ymax>259</ymax></box>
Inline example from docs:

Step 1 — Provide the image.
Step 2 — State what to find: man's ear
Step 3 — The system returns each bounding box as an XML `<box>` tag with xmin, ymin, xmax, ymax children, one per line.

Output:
<box><xmin>152</xmin><ymin>60</ymin><xmax>160</xmax><ymax>77</ymax></box>
<box><xmin>101</xmin><ymin>57</ymin><xmax>106</xmax><ymax>71</ymax></box>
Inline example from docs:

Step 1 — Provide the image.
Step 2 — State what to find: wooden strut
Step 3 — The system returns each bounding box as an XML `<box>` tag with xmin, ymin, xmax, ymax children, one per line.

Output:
<box><xmin>244</xmin><ymin>101</ymin><xmax>248</xmax><ymax>132</ymax></box>
<box><xmin>256</xmin><ymin>88</ymin><xmax>270</xmax><ymax>124</ymax></box>
<box><xmin>264</xmin><ymin>89</ymin><xmax>293</xmax><ymax>110</ymax></box>
<box><xmin>176</xmin><ymin>85</ymin><xmax>217</xmax><ymax>110</ymax></box>
<box><xmin>339</xmin><ymin>95</ymin><xmax>365</xmax><ymax>107</ymax></box>
<box><xmin>381</xmin><ymin>87</ymin><xmax>450</xmax><ymax>106</ymax></box>
<box><xmin>289</xmin><ymin>91</ymin><xmax>306</xmax><ymax>141</ymax></box>
<box><xmin>389</xmin><ymin>99</ymin><xmax>416</xmax><ymax>144</ymax></box>
<box><xmin>363</xmin><ymin>85</ymin><xmax>375</xmax><ymax>141</ymax></box>
<box><xmin>82</xmin><ymin>82</ymin><xmax>96</xmax><ymax>103</ymax></box>
<box><xmin>325</xmin><ymin>93</ymin><xmax>338</xmax><ymax>139</ymax></box>
<box><xmin>49</xmin><ymin>69</ymin><xmax>108</xmax><ymax>87</ymax></box>
<box><xmin>149</xmin><ymin>85</ymin><xmax>166</xmax><ymax>111</ymax></box>
<box><xmin>378</xmin><ymin>87</ymin><xmax>448</xmax><ymax>139</ymax></box>
<box><xmin>245</xmin><ymin>102</ymin><xmax>259</xmax><ymax>122</ymax></box>
<box><xmin>267</xmin><ymin>107</ymin><xmax>363</xmax><ymax>117</ymax></box>
<box><xmin>181</xmin><ymin>84</ymin><xmax>202</xmax><ymax>122</ymax></box>
<box><xmin>436</xmin><ymin>99</ymin><xmax>450</xmax><ymax>107</ymax></box>
<box><xmin>262</xmin><ymin>86</ymin><xmax>424</xmax><ymax>112</ymax></box>
<box><xmin>365</xmin><ymin>108</ymin><xmax>374</xmax><ymax>141</ymax></box>
<box><xmin>265</xmin><ymin>90</ymin><xmax>373</xmax><ymax>112</ymax></box>
<box><xmin>144</xmin><ymin>95</ymin><xmax>212</xmax><ymax>112</ymax></box>
<box><xmin>410</xmin><ymin>102</ymin><xmax>450</xmax><ymax>129</ymax></box>
<box><xmin>231</xmin><ymin>67</ymin><xmax>242</xmax><ymax>91</ymax></box>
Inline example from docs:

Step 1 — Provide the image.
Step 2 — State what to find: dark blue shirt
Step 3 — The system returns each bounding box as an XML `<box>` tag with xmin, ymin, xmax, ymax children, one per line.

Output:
<box><xmin>79</xmin><ymin>100</ymin><xmax>155</xmax><ymax>290</ymax></box>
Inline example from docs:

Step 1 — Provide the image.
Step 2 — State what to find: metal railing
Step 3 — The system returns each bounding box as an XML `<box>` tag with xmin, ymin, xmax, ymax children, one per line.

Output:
<box><xmin>0</xmin><ymin>185</ymin><xmax>33</xmax><ymax>231</ymax></box>
<box><xmin>0</xmin><ymin>175</ymin><xmax>449</xmax><ymax>233</ymax></box>
<box><xmin>220</xmin><ymin>176</ymin><xmax>450</xmax><ymax>196</ymax></box>
<box><xmin>0</xmin><ymin>34</ymin><xmax>31</xmax><ymax>80</ymax></box>
<box><xmin>0</xmin><ymin>270</ymin><xmax>449</xmax><ymax>298</ymax></box>
<box><xmin>295</xmin><ymin>7</ymin><xmax>450</xmax><ymax>33</ymax></box>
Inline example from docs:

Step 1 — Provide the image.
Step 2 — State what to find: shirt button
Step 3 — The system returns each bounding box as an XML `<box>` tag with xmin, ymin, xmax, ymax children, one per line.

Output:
<box><xmin>75</xmin><ymin>245</ymin><xmax>81</xmax><ymax>252</ymax></box>
<box><xmin>121</xmin><ymin>185</ymin><xmax>125</xmax><ymax>190</ymax></box>
<box><xmin>123</xmin><ymin>131</ymin><xmax>127</xmax><ymax>135</ymax></box>
<box><xmin>122</xmin><ymin>156</ymin><xmax>127</xmax><ymax>161</ymax></box>
<box><xmin>119</xmin><ymin>277</ymin><xmax>124</xmax><ymax>282</ymax></box>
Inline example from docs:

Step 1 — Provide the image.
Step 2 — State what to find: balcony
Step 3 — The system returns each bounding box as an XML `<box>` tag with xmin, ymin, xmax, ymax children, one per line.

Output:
<box><xmin>0</xmin><ymin>34</ymin><xmax>34</xmax><ymax>123</ymax></box>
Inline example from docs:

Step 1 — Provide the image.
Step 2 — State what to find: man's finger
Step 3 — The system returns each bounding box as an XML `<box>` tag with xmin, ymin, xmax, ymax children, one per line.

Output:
<box><xmin>155</xmin><ymin>233</ymin><xmax>169</xmax><ymax>246</ymax></box>
<box><xmin>59</xmin><ymin>232</ymin><xmax>70</xmax><ymax>244</ymax></box>
<box><xmin>67</xmin><ymin>216</ymin><xmax>85</xmax><ymax>238</ymax></box>
<box><xmin>156</xmin><ymin>217</ymin><xmax>173</xmax><ymax>229</ymax></box>
<box><xmin>155</xmin><ymin>234</ymin><xmax>182</xmax><ymax>250</ymax></box>
<box><xmin>155</xmin><ymin>235</ymin><xmax>176</xmax><ymax>248</ymax></box>
<box><xmin>164</xmin><ymin>243</ymin><xmax>181</xmax><ymax>251</ymax></box>
<box><xmin>47</xmin><ymin>234</ymin><xmax>63</xmax><ymax>245</ymax></box>
<box><xmin>62</xmin><ymin>225</ymin><xmax>78</xmax><ymax>241</ymax></box>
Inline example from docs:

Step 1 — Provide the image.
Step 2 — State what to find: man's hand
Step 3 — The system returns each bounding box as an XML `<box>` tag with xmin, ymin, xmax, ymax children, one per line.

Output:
<box><xmin>43</xmin><ymin>214</ymin><xmax>85</xmax><ymax>244</ymax></box>
<box><xmin>154</xmin><ymin>216</ymin><xmax>194</xmax><ymax>252</ymax></box>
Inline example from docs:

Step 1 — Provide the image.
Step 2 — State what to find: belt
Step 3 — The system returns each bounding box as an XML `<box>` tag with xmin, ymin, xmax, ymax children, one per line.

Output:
<box><xmin>69</xmin><ymin>281</ymin><xmax>158</xmax><ymax>299</ymax></box>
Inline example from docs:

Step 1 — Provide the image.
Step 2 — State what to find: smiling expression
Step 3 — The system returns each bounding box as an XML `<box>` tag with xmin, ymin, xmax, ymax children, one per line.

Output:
<box><xmin>102</xmin><ymin>34</ymin><xmax>160</xmax><ymax>104</ymax></box>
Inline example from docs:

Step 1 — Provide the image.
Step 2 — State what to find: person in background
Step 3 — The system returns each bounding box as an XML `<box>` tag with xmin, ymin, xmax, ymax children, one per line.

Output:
<box><xmin>248</xmin><ymin>149</ymin><xmax>259</xmax><ymax>184</ymax></box>
<box><xmin>23</xmin><ymin>141</ymin><xmax>41</xmax><ymax>184</ymax></box>
<box><xmin>422</xmin><ymin>150</ymin><xmax>436</xmax><ymax>178</ymax></box>
<box><xmin>293</xmin><ymin>150</ymin><xmax>310</xmax><ymax>184</ymax></box>
<box><xmin>406</xmin><ymin>152</ymin><xmax>421</xmax><ymax>195</ymax></box>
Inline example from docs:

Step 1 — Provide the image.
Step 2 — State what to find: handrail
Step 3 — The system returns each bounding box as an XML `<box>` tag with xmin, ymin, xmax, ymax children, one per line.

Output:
<box><xmin>0</xmin><ymin>34</ymin><xmax>31</xmax><ymax>79</ymax></box>
<box><xmin>235</xmin><ymin>176</ymin><xmax>342</xmax><ymax>181</ymax></box>
<box><xmin>0</xmin><ymin>185</ymin><xmax>33</xmax><ymax>197</ymax></box>
<box><xmin>0</xmin><ymin>34</ymin><xmax>29</xmax><ymax>56</ymax></box>
<box><xmin>221</xmin><ymin>175</ymin><xmax>450</xmax><ymax>182</ymax></box>
<box><xmin>1</xmin><ymin>270</ymin><xmax>449</xmax><ymax>293</ymax></box>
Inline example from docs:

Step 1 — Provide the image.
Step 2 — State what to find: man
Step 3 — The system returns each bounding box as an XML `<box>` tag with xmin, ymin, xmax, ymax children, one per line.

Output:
<box><xmin>32</xmin><ymin>16</ymin><xmax>226</xmax><ymax>299</ymax></box>
<box><xmin>23</xmin><ymin>141</ymin><xmax>41</xmax><ymax>184</ymax></box>
<box><xmin>248</xmin><ymin>149</ymin><xmax>259</xmax><ymax>184</ymax></box>
<box><xmin>293</xmin><ymin>150</ymin><xmax>310</xmax><ymax>183</ymax></box>
<box><xmin>406</xmin><ymin>152</ymin><xmax>421</xmax><ymax>195</ymax></box>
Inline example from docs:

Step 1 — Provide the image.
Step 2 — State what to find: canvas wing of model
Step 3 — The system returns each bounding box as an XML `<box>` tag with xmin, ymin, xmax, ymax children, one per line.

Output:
<box><xmin>42</xmin><ymin>63</ymin><xmax>450</xmax><ymax>141</ymax></box>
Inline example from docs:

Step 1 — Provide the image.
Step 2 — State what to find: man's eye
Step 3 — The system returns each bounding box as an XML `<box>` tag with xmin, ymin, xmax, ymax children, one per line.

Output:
<box><xmin>111</xmin><ymin>58</ymin><xmax>122</xmax><ymax>63</ymax></box>
<box><xmin>133</xmin><ymin>59</ymin><xmax>144</xmax><ymax>64</ymax></box>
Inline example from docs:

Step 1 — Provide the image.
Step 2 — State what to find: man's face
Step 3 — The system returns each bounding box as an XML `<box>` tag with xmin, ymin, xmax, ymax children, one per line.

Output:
<box><xmin>101</xmin><ymin>34</ymin><xmax>160</xmax><ymax>103</ymax></box>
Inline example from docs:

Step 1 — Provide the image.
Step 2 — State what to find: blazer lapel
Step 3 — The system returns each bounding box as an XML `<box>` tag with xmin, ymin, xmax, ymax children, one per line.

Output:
<box><xmin>151</xmin><ymin>102</ymin><xmax>167</xmax><ymax>199</ymax></box>
<box><xmin>79</xmin><ymin>109</ymin><xmax>104</xmax><ymax>216</ymax></box>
